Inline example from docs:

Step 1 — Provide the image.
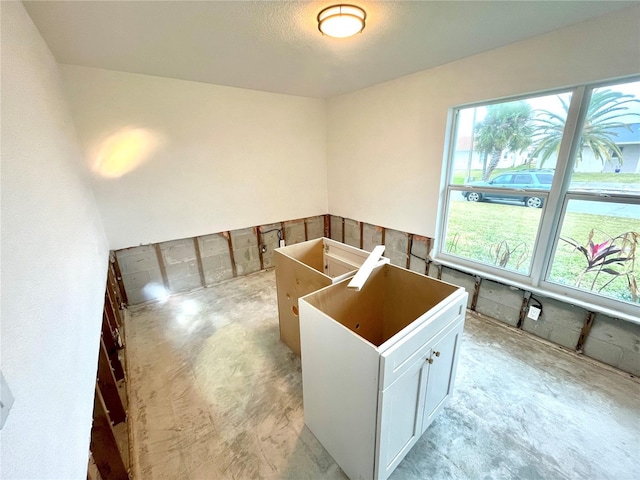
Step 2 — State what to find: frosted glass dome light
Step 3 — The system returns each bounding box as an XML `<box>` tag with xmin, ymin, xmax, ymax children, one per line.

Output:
<box><xmin>318</xmin><ymin>4</ymin><xmax>366</xmax><ymax>38</ymax></box>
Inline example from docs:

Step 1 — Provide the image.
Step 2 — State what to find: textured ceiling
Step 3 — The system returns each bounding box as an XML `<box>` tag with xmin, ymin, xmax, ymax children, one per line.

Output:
<box><xmin>24</xmin><ymin>1</ymin><xmax>637</xmax><ymax>98</ymax></box>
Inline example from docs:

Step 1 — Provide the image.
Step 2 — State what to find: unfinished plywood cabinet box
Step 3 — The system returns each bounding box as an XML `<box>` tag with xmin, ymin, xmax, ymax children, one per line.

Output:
<box><xmin>274</xmin><ymin>238</ymin><xmax>388</xmax><ymax>356</ymax></box>
<box><xmin>299</xmin><ymin>264</ymin><xmax>468</xmax><ymax>480</ymax></box>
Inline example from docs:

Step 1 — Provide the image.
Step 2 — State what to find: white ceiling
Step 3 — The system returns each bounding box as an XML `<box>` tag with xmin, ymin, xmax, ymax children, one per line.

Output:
<box><xmin>24</xmin><ymin>1</ymin><xmax>637</xmax><ymax>98</ymax></box>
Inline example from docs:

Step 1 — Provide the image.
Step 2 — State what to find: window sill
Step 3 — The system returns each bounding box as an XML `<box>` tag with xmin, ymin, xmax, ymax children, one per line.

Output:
<box><xmin>431</xmin><ymin>256</ymin><xmax>640</xmax><ymax>325</ymax></box>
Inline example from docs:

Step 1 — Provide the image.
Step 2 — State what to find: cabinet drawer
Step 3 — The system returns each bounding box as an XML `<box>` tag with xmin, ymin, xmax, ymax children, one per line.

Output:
<box><xmin>379</xmin><ymin>293</ymin><xmax>467</xmax><ymax>390</ymax></box>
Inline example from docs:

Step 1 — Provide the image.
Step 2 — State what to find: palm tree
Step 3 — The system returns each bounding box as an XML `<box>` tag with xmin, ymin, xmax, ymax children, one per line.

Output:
<box><xmin>474</xmin><ymin>101</ymin><xmax>534</xmax><ymax>180</ymax></box>
<box><xmin>532</xmin><ymin>89</ymin><xmax>639</xmax><ymax>168</ymax></box>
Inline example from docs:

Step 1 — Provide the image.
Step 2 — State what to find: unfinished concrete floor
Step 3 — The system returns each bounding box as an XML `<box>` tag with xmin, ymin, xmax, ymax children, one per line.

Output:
<box><xmin>125</xmin><ymin>270</ymin><xmax>640</xmax><ymax>480</ymax></box>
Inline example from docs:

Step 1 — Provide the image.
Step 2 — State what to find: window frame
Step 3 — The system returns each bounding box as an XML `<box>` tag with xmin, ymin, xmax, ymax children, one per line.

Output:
<box><xmin>434</xmin><ymin>77</ymin><xmax>640</xmax><ymax>323</ymax></box>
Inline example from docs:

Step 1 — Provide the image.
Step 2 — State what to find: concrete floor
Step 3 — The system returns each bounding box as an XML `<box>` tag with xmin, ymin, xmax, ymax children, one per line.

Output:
<box><xmin>125</xmin><ymin>270</ymin><xmax>640</xmax><ymax>480</ymax></box>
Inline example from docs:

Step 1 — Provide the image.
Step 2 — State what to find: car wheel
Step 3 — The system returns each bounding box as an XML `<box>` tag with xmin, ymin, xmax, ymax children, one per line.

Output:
<box><xmin>467</xmin><ymin>192</ymin><xmax>482</xmax><ymax>202</ymax></box>
<box><xmin>525</xmin><ymin>197</ymin><xmax>543</xmax><ymax>208</ymax></box>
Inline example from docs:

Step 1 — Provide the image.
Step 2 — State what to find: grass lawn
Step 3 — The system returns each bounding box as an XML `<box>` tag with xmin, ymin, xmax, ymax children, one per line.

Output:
<box><xmin>445</xmin><ymin>200</ymin><xmax>639</xmax><ymax>304</ymax></box>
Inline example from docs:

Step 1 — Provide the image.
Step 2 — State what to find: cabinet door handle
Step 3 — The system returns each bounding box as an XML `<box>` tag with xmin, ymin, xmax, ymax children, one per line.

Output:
<box><xmin>426</xmin><ymin>358</ymin><xmax>434</xmax><ymax>364</ymax></box>
<box><xmin>434</xmin><ymin>351</ymin><xmax>441</xmax><ymax>357</ymax></box>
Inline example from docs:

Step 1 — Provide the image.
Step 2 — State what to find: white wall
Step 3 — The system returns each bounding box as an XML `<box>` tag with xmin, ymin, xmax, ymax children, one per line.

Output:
<box><xmin>327</xmin><ymin>6</ymin><xmax>640</xmax><ymax>238</ymax></box>
<box><xmin>0</xmin><ymin>3</ymin><xmax>109</xmax><ymax>478</ymax></box>
<box><xmin>61</xmin><ymin>66</ymin><xmax>328</xmax><ymax>250</ymax></box>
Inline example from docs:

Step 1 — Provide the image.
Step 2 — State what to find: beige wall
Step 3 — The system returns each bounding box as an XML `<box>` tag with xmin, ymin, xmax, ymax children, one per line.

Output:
<box><xmin>61</xmin><ymin>66</ymin><xmax>328</xmax><ymax>250</ymax></box>
<box><xmin>0</xmin><ymin>3</ymin><xmax>109</xmax><ymax>477</ymax></box>
<box><xmin>326</xmin><ymin>6</ymin><xmax>640</xmax><ymax>238</ymax></box>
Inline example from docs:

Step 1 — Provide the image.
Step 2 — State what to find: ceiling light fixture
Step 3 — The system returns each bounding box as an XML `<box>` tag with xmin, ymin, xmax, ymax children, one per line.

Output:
<box><xmin>317</xmin><ymin>4</ymin><xmax>366</xmax><ymax>38</ymax></box>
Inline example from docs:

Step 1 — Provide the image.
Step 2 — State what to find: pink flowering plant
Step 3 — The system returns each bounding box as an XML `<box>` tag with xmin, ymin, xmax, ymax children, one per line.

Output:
<box><xmin>560</xmin><ymin>229</ymin><xmax>638</xmax><ymax>301</ymax></box>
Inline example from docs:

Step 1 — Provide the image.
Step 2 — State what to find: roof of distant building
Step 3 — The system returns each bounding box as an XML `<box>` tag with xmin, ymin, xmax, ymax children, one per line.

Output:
<box><xmin>610</xmin><ymin>123</ymin><xmax>640</xmax><ymax>145</ymax></box>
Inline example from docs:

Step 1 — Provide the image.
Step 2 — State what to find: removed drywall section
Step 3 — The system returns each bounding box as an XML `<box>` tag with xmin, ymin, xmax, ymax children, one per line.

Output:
<box><xmin>440</xmin><ymin>267</ymin><xmax>476</xmax><ymax>309</ymax></box>
<box><xmin>521</xmin><ymin>297</ymin><xmax>584</xmax><ymax>350</ymax></box>
<box><xmin>158</xmin><ymin>239</ymin><xmax>202</xmax><ymax>293</ymax></box>
<box><xmin>384</xmin><ymin>228</ymin><xmax>410</xmax><ymax>267</ymax></box>
<box><xmin>306</xmin><ymin>216</ymin><xmax>325</xmax><ymax>240</ymax></box>
<box><xmin>408</xmin><ymin>235</ymin><xmax>430</xmax><ymax>275</ymax></box>
<box><xmin>343</xmin><ymin>218</ymin><xmax>361</xmax><ymax>248</ymax></box>
<box><xmin>583</xmin><ymin>315</ymin><xmax>640</xmax><ymax>376</ymax></box>
<box><xmin>330</xmin><ymin>215</ymin><xmax>343</xmax><ymax>242</ymax></box>
<box><xmin>115</xmin><ymin>216</ymin><xmax>331</xmax><ymax>305</ymax></box>
<box><xmin>284</xmin><ymin>220</ymin><xmax>305</xmax><ymax>245</ymax></box>
<box><xmin>115</xmin><ymin>246</ymin><xmax>165</xmax><ymax>304</ymax></box>
<box><xmin>199</xmin><ymin>233</ymin><xmax>234</xmax><ymax>285</ymax></box>
<box><xmin>326</xmin><ymin>214</ymin><xmax>639</xmax><ymax>377</ymax></box>
<box><xmin>259</xmin><ymin>223</ymin><xmax>282</xmax><ymax>269</ymax></box>
<box><xmin>475</xmin><ymin>280</ymin><xmax>523</xmax><ymax>327</ymax></box>
<box><xmin>231</xmin><ymin>228</ymin><xmax>261</xmax><ymax>276</ymax></box>
<box><xmin>362</xmin><ymin>223</ymin><xmax>384</xmax><ymax>252</ymax></box>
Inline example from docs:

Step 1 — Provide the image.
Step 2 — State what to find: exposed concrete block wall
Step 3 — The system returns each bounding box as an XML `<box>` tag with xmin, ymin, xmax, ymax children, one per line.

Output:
<box><xmin>362</xmin><ymin>223</ymin><xmax>383</xmax><ymax>252</ymax></box>
<box><xmin>330</xmin><ymin>215</ymin><xmax>343</xmax><ymax>242</ymax></box>
<box><xmin>116</xmin><ymin>245</ymin><xmax>164</xmax><ymax>305</ymax></box>
<box><xmin>259</xmin><ymin>223</ymin><xmax>282</xmax><ymax>269</ymax></box>
<box><xmin>116</xmin><ymin>216</ymin><xmax>329</xmax><ymax>306</ymax></box>
<box><xmin>305</xmin><ymin>216</ymin><xmax>325</xmax><ymax>240</ymax></box>
<box><xmin>408</xmin><ymin>236</ymin><xmax>430</xmax><ymax>275</ymax></box>
<box><xmin>583</xmin><ymin>315</ymin><xmax>640</xmax><ymax>375</ymax></box>
<box><xmin>199</xmin><ymin>233</ymin><xmax>234</xmax><ymax>285</ymax></box>
<box><xmin>521</xmin><ymin>297</ymin><xmax>584</xmax><ymax>350</ymax></box>
<box><xmin>231</xmin><ymin>227</ymin><xmax>261</xmax><ymax>276</ymax></box>
<box><xmin>159</xmin><ymin>238</ymin><xmax>201</xmax><ymax>294</ymax></box>
<box><xmin>343</xmin><ymin>218</ymin><xmax>361</xmax><ymax>248</ymax></box>
<box><xmin>384</xmin><ymin>228</ymin><xmax>410</xmax><ymax>267</ymax></box>
<box><xmin>284</xmin><ymin>220</ymin><xmax>305</xmax><ymax>245</ymax></box>
<box><xmin>440</xmin><ymin>267</ymin><xmax>476</xmax><ymax>309</ymax></box>
<box><xmin>328</xmin><ymin>214</ymin><xmax>640</xmax><ymax>376</ymax></box>
<box><xmin>475</xmin><ymin>280</ymin><xmax>523</xmax><ymax>327</ymax></box>
<box><xmin>115</xmin><ymin>212</ymin><xmax>639</xmax><ymax>377</ymax></box>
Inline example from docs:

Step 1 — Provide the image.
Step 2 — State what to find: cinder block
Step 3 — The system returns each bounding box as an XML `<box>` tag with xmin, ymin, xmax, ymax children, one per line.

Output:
<box><xmin>284</xmin><ymin>220</ymin><xmax>305</xmax><ymax>245</ymax></box>
<box><xmin>260</xmin><ymin>223</ymin><xmax>281</xmax><ymax>269</ymax></box>
<box><xmin>362</xmin><ymin>223</ymin><xmax>383</xmax><ymax>252</ymax></box>
<box><xmin>440</xmin><ymin>267</ymin><xmax>475</xmax><ymax>309</ymax></box>
<box><xmin>121</xmin><ymin>269</ymin><xmax>166</xmax><ymax>305</ymax></box>
<box><xmin>160</xmin><ymin>239</ymin><xmax>196</xmax><ymax>265</ymax></box>
<box><xmin>199</xmin><ymin>234</ymin><xmax>229</xmax><ymax>257</ymax></box>
<box><xmin>409</xmin><ymin>236</ymin><xmax>430</xmax><ymax>274</ymax></box>
<box><xmin>344</xmin><ymin>218</ymin><xmax>361</xmax><ymax>248</ymax></box>
<box><xmin>583</xmin><ymin>314</ymin><xmax>640</xmax><ymax>376</ymax></box>
<box><xmin>330</xmin><ymin>215</ymin><xmax>343</xmax><ymax>242</ymax></box>
<box><xmin>165</xmin><ymin>261</ymin><xmax>201</xmax><ymax>293</ymax></box>
<box><xmin>475</xmin><ymin>279</ymin><xmax>523</xmax><ymax>326</ymax></box>
<box><xmin>231</xmin><ymin>228</ymin><xmax>260</xmax><ymax>276</ymax></box>
<box><xmin>305</xmin><ymin>216</ymin><xmax>325</xmax><ymax>240</ymax></box>
<box><xmin>521</xmin><ymin>297</ymin><xmax>584</xmax><ymax>349</ymax></box>
<box><xmin>384</xmin><ymin>229</ymin><xmax>409</xmax><ymax>267</ymax></box>
<box><xmin>427</xmin><ymin>263</ymin><xmax>441</xmax><ymax>279</ymax></box>
<box><xmin>235</xmin><ymin>248</ymin><xmax>261</xmax><ymax>275</ymax></box>
<box><xmin>201</xmin><ymin>255</ymin><xmax>233</xmax><ymax>284</ymax></box>
<box><xmin>198</xmin><ymin>234</ymin><xmax>234</xmax><ymax>285</ymax></box>
<box><xmin>116</xmin><ymin>246</ymin><xmax>164</xmax><ymax>304</ymax></box>
<box><xmin>169</xmin><ymin>273</ymin><xmax>202</xmax><ymax>293</ymax></box>
<box><xmin>116</xmin><ymin>245</ymin><xmax>158</xmax><ymax>274</ymax></box>
<box><xmin>158</xmin><ymin>239</ymin><xmax>202</xmax><ymax>293</ymax></box>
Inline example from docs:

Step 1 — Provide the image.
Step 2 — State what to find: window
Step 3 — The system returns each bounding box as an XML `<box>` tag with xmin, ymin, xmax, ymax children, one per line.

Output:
<box><xmin>436</xmin><ymin>78</ymin><xmax>640</xmax><ymax>321</ymax></box>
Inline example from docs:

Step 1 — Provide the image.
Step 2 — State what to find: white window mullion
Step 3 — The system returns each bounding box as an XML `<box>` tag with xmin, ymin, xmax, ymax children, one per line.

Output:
<box><xmin>530</xmin><ymin>86</ymin><xmax>589</xmax><ymax>286</ymax></box>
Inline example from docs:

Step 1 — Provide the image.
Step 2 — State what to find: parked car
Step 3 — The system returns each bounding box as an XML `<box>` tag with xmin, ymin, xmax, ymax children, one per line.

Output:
<box><xmin>461</xmin><ymin>170</ymin><xmax>554</xmax><ymax>208</ymax></box>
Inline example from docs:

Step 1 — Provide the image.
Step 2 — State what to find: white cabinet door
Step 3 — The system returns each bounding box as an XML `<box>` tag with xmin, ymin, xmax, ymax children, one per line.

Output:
<box><xmin>422</xmin><ymin>321</ymin><xmax>463</xmax><ymax>432</ymax></box>
<box><xmin>375</xmin><ymin>356</ymin><xmax>428</xmax><ymax>480</ymax></box>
